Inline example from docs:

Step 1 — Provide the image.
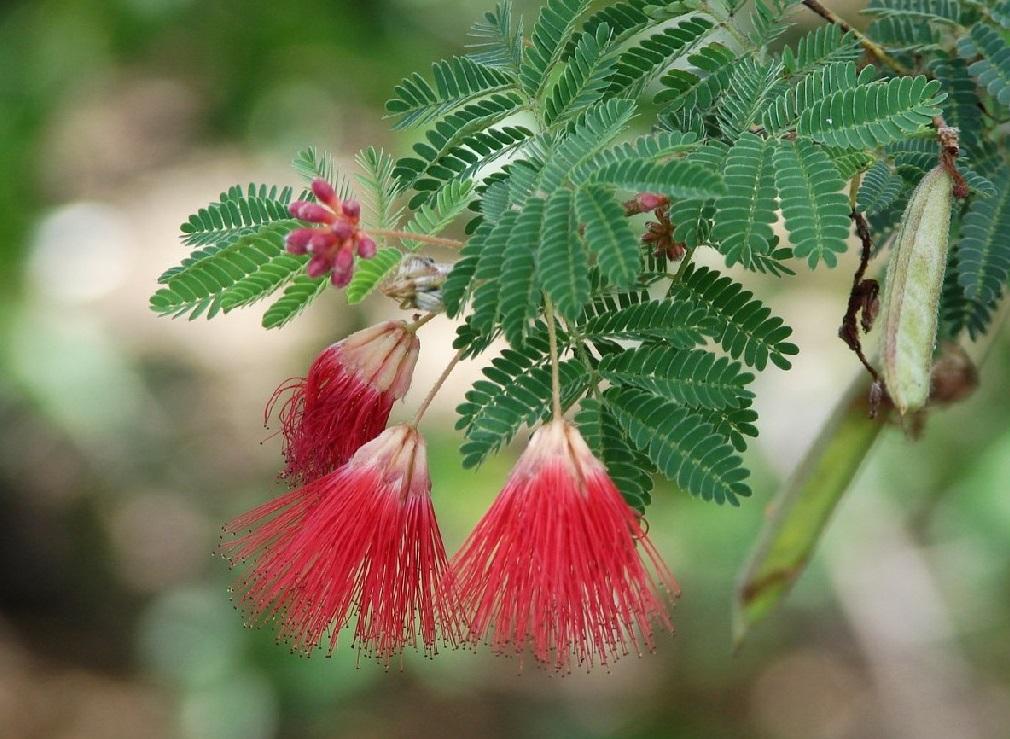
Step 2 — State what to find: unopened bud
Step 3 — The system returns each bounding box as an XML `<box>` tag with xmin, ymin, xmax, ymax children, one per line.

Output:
<box><xmin>306</xmin><ymin>255</ymin><xmax>330</xmax><ymax>278</ymax></box>
<box><xmin>381</xmin><ymin>255</ymin><xmax>449</xmax><ymax>312</ymax></box>
<box><xmin>311</xmin><ymin>178</ymin><xmax>339</xmax><ymax>208</ymax></box>
<box><xmin>341</xmin><ymin>200</ymin><xmax>361</xmax><ymax>221</ymax></box>
<box><xmin>286</xmin><ymin>228</ymin><xmax>314</xmax><ymax>255</ymax></box>
<box><xmin>291</xmin><ymin>201</ymin><xmax>335</xmax><ymax>224</ymax></box>
<box><xmin>357</xmin><ymin>236</ymin><xmax>377</xmax><ymax>259</ymax></box>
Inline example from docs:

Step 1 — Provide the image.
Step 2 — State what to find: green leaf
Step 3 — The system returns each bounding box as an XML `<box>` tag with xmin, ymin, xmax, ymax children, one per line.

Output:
<box><xmin>862</xmin><ymin>0</ymin><xmax>962</xmax><ymax>26</ymax></box>
<box><xmin>291</xmin><ymin>148</ymin><xmax>354</xmax><ymax>199</ymax></box>
<box><xmin>711</xmin><ymin>133</ymin><xmax>777</xmax><ymax>269</ymax></box>
<box><xmin>575</xmin><ymin>185</ymin><xmax>640</xmax><ymax>289</ymax></box>
<box><xmin>469</xmin><ymin>211</ymin><xmax>521</xmax><ymax>334</ymax></box>
<box><xmin>386</xmin><ymin>56</ymin><xmax>516</xmax><ymax>129</ymax></box>
<box><xmin>654</xmin><ymin>42</ymin><xmax>735</xmax><ymax>111</ymax></box>
<box><xmin>960</xmin><ymin>24</ymin><xmax>1010</xmax><ymax>110</ymax></box>
<box><xmin>857</xmin><ymin>160</ymin><xmax>906</xmax><ymax>215</ymax></box>
<box><xmin>957</xmin><ymin>166</ymin><xmax>1010</xmax><ymax>337</ymax></box>
<box><xmin>772</xmin><ymin>139</ymin><xmax>851</xmax><ymax>268</ymax></box>
<box><xmin>606</xmin><ymin>16</ymin><xmax>715</xmax><ymax>98</ymax></box>
<box><xmin>539</xmin><ymin>189</ymin><xmax>590</xmax><ymax>322</ymax></box>
<box><xmin>605</xmin><ymin>387</ymin><xmax>751</xmax><ymax>505</ymax></box>
<box><xmin>734</xmin><ymin>377</ymin><xmax>885</xmax><ymax>645</ymax></box>
<box><xmin>668</xmin><ymin>142</ymin><xmax>728</xmax><ymax>248</ymax></box>
<box><xmin>456</xmin><ymin>338</ymin><xmax>591</xmax><ymax>467</ymax></box>
<box><xmin>179</xmin><ymin>185</ymin><xmax>294</xmax><ymax>247</ymax></box>
<box><xmin>781</xmin><ymin>24</ymin><xmax>861</xmax><ymax>75</ymax></box>
<box><xmin>668</xmin><ymin>263</ymin><xmax>799</xmax><ymax>370</ymax></box>
<box><xmin>577</xmin><ymin>293</ymin><xmax>719</xmax><ymax>347</ymax></box>
<box><xmin>467</xmin><ymin>1</ymin><xmax>524</xmax><ymax>74</ymax></box>
<box><xmin>598</xmin><ymin>345</ymin><xmax>754</xmax><ymax>409</ymax></box>
<box><xmin>796</xmin><ymin>75</ymin><xmax>945</xmax><ymax>149</ymax></box>
<box><xmin>763</xmin><ymin>61</ymin><xmax>866</xmax><ymax>134</ymax></box>
<box><xmin>717</xmin><ymin>58</ymin><xmax>784</xmax><ymax>139</ymax></box>
<box><xmin>539</xmin><ymin>98</ymin><xmax>638</xmax><ymax>193</ymax></box>
<box><xmin>344</xmin><ymin>248</ymin><xmax>403</xmax><ymax>304</ymax></box>
<box><xmin>355</xmin><ymin>147</ymin><xmax>403</xmax><ymax>233</ymax></box>
<box><xmin>152</xmin><ymin>223</ymin><xmax>293</xmax><ymax>320</ymax></box>
<box><xmin>576</xmin><ymin>398</ymin><xmax>655</xmax><ymax>512</ymax></box>
<box><xmin>261</xmin><ymin>273</ymin><xmax>327</xmax><ymax>329</ymax></box>
<box><xmin>931</xmin><ymin>54</ymin><xmax>984</xmax><ymax>157</ymax></box>
<box><xmin>499</xmin><ymin>197</ymin><xmax>546</xmax><ymax>346</ymax></box>
<box><xmin>544</xmin><ymin>23</ymin><xmax>619</xmax><ymax>125</ymax></box>
<box><xmin>520</xmin><ymin>0</ymin><xmax>592</xmax><ymax>98</ymax></box>
<box><xmin>585</xmin><ymin>158</ymin><xmax>724</xmax><ymax>199</ymax></box>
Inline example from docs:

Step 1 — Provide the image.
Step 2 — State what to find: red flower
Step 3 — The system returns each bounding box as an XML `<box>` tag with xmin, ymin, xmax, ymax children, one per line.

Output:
<box><xmin>452</xmin><ymin>419</ymin><xmax>679</xmax><ymax>672</ymax></box>
<box><xmin>221</xmin><ymin>425</ymin><xmax>459</xmax><ymax>663</ymax></box>
<box><xmin>267</xmin><ymin>320</ymin><xmax>419</xmax><ymax>484</ymax></box>
<box><xmin>286</xmin><ymin>179</ymin><xmax>377</xmax><ymax>287</ymax></box>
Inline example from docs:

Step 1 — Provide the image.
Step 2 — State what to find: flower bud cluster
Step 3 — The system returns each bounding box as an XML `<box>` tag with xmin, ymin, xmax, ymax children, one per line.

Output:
<box><xmin>285</xmin><ymin>179</ymin><xmax>378</xmax><ymax>287</ymax></box>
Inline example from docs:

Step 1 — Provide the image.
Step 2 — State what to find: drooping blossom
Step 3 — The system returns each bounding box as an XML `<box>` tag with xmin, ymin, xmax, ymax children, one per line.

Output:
<box><xmin>286</xmin><ymin>178</ymin><xmax>378</xmax><ymax>287</ymax></box>
<box><xmin>452</xmin><ymin>419</ymin><xmax>679</xmax><ymax>672</ymax></box>
<box><xmin>221</xmin><ymin>425</ymin><xmax>459</xmax><ymax>663</ymax></box>
<box><xmin>267</xmin><ymin>320</ymin><xmax>419</xmax><ymax>484</ymax></box>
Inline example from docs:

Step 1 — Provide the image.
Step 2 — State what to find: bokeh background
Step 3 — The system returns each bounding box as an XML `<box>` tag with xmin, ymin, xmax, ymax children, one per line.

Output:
<box><xmin>1</xmin><ymin>1</ymin><xmax>1009</xmax><ymax>737</ymax></box>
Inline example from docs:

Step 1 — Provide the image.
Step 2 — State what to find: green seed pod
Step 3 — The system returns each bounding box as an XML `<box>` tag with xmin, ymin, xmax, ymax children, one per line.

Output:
<box><xmin>881</xmin><ymin>165</ymin><xmax>953</xmax><ymax>416</ymax></box>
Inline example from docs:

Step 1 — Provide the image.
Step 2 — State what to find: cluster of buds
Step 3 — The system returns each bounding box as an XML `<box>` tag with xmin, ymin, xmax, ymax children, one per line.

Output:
<box><xmin>640</xmin><ymin>202</ymin><xmax>687</xmax><ymax>262</ymax></box>
<box><xmin>285</xmin><ymin>179</ymin><xmax>378</xmax><ymax>287</ymax></box>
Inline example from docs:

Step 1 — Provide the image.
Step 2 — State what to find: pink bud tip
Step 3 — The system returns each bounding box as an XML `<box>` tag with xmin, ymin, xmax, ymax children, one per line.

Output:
<box><xmin>357</xmin><ymin>236</ymin><xmax>377</xmax><ymax>259</ymax></box>
<box><xmin>637</xmin><ymin>192</ymin><xmax>667</xmax><ymax>212</ymax></box>
<box><xmin>306</xmin><ymin>255</ymin><xmax>331</xmax><ymax>278</ymax></box>
<box><xmin>311</xmin><ymin>179</ymin><xmax>339</xmax><ymax>207</ymax></box>
<box><xmin>331</xmin><ymin>267</ymin><xmax>353</xmax><ymax>287</ymax></box>
<box><xmin>292</xmin><ymin>202</ymin><xmax>335</xmax><ymax>224</ymax></box>
<box><xmin>334</xmin><ymin>247</ymin><xmax>355</xmax><ymax>271</ymax></box>
<box><xmin>341</xmin><ymin>200</ymin><xmax>361</xmax><ymax>221</ymax></box>
<box><xmin>285</xmin><ymin>228</ymin><xmax>314</xmax><ymax>255</ymax></box>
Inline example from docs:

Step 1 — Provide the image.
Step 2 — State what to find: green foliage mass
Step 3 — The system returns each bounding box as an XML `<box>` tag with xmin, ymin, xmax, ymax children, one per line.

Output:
<box><xmin>153</xmin><ymin>0</ymin><xmax>1010</xmax><ymax>511</ymax></box>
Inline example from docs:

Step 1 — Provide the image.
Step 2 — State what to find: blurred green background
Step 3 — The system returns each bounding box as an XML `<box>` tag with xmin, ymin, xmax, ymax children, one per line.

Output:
<box><xmin>1</xmin><ymin>1</ymin><xmax>1010</xmax><ymax>737</ymax></box>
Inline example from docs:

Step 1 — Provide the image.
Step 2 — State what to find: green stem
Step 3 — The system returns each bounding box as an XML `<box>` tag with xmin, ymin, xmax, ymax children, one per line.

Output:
<box><xmin>544</xmin><ymin>297</ymin><xmax>563</xmax><ymax>419</ymax></box>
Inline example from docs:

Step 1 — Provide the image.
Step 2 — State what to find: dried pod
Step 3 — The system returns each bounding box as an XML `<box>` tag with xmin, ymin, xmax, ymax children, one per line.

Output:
<box><xmin>881</xmin><ymin>165</ymin><xmax>953</xmax><ymax>415</ymax></box>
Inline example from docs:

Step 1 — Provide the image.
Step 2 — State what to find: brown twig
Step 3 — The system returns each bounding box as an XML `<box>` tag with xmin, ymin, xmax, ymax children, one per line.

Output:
<box><xmin>933</xmin><ymin>116</ymin><xmax>971</xmax><ymax>198</ymax></box>
<box><xmin>840</xmin><ymin>208</ymin><xmax>884</xmax><ymax>412</ymax></box>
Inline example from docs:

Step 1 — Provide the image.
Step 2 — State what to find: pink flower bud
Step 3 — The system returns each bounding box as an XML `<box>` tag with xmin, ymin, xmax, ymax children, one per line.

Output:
<box><xmin>311</xmin><ymin>178</ymin><xmax>339</xmax><ymax>208</ymax></box>
<box><xmin>331</xmin><ymin>268</ymin><xmax>353</xmax><ymax>287</ymax></box>
<box><xmin>341</xmin><ymin>199</ymin><xmax>361</xmax><ymax>221</ymax></box>
<box><xmin>330</xmin><ymin>221</ymin><xmax>354</xmax><ymax>241</ymax></box>
<box><xmin>357</xmin><ymin>236</ymin><xmax>377</xmax><ymax>259</ymax></box>
<box><xmin>636</xmin><ymin>192</ymin><xmax>668</xmax><ymax>212</ymax></box>
<box><xmin>334</xmin><ymin>247</ymin><xmax>355</xmax><ymax>272</ymax></box>
<box><xmin>309</xmin><ymin>231</ymin><xmax>337</xmax><ymax>253</ymax></box>
<box><xmin>291</xmin><ymin>202</ymin><xmax>335</xmax><ymax>224</ymax></box>
<box><xmin>285</xmin><ymin>228</ymin><xmax>314</xmax><ymax>255</ymax></box>
<box><xmin>306</xmin><ymin>255</ymin><xmax>331</xmax><ymax>278</ymax></box>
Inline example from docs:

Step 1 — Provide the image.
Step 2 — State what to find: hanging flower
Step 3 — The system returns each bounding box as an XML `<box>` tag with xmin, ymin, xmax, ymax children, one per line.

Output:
<box><xmin>267</xmin><ymin>320</ymin><xmax>419</xmax><ymax>484</ymax></box>
<box><xmin>286</xmin><ymin>179</ymin><xmax>378</xmax><ymax>287</ymax></box>
<box><xmin>452</xmin><ymin>419</ymin><xmax>679</xmax><ymax>672</ymax></box>
<box><xmin>221</xmin><ymin>425</ymin><xmax>459</xmax><ymax>663</ymax></box>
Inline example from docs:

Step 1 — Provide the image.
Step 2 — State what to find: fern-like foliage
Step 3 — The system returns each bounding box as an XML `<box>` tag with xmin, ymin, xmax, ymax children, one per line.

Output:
<box><xmin>796</xmin><ymin>75</ymin><xmax>945</xmax><ymax>148</ymax></box>
<box><xmin>456</xmin><ymin>339</ymin><xmax>591</xmax><ymax>467</ymax></box>
<box><xmin>576</xmin><ymin>398</ymin><xmax>655</xmax><ymax>511</ymax></box>
<box><xmin>857</xmin><ymin>160</ymin><xmax>906</xmax><ymax>215</ymax></box>
<box><xmin>956</xmin><ymin>167</ymin><xmax>1010</xmax><ymax>336</ymax></box>
<box><xmin>386</xmin><ymin>57</ymin><xmax>516</xmax><ymax>129</ymax></box>
<box><xmin>959</xmin><ymin>24</ymin><xmax>1010</xmax><ymax>110</ymax></box>
<box><xmin>604</xmin><ymin>387</ymin><xmax>751</xmax><ymax>505</ymax></box>
<box><xmin>468</xmin><ymin>1</ymin><xmax>524</xmax><ymax>74</ymax></box>
<box><xmin>711</xmin><ymin>133</ymin><xmax>778</xmax><ymax>268</ymax></box>
<box><xmin>782</xmin><ymin>24</ymin><xmax>861</xmax><ymax>75</ymax></box>
<box><xmin>179</xmin><ymin>185</ymin><xmax>294</xmax><ymax>247</ymax></box>
<box><xmin>668</xmin><ymin>264</ymin><xmax>799</xmax><ymax>370</ymax></box>
<box><xmin>654</xmin><ymin>42</ymin><xmax>736</xmax><ymax>111</ymax></box>
<box><xmin>772</xmin><ymin>140</ymin><xmax>850</xmax><ymax>268</ymax></box>
<box><xmin>544</xmin><ymin>23</ymin><xmax>619</xmax><ymax>125</ymax></box>
<box><xmin>520</xmin><ymin>0</ymin><xmax>592</xmax><ymax>98</ymax></box>
<box><xmin>605</xmin><ymin>17</ymin><xmax>715</xmax><ymax>98</ymax></box>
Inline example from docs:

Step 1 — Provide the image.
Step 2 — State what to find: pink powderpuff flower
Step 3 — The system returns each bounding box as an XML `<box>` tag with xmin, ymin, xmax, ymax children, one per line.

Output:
<box><xmin>286</xmin><ymin>178</ymin><xmax>378</xmax><ymax>287</ymax></box>
<box><xmin>221</xmin><ymin>425</ymin><xmax>460</xmax><ymax>664</ymax></box>
<box><xmin>267</xmin><ymin>320</ymin><xmax>419</xmax><ymax>484</ymax></box>
<box><xmin>452</xmin><ymin>418</ymin><xmax>680</xmax><ymax>672</ymax></box>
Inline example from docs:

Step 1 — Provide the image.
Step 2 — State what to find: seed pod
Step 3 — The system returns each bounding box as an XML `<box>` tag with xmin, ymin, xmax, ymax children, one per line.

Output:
<box><xmin>881</xmin><ymin>165</ymin><xmax>953</xmax><ymax>415</ymax></box>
